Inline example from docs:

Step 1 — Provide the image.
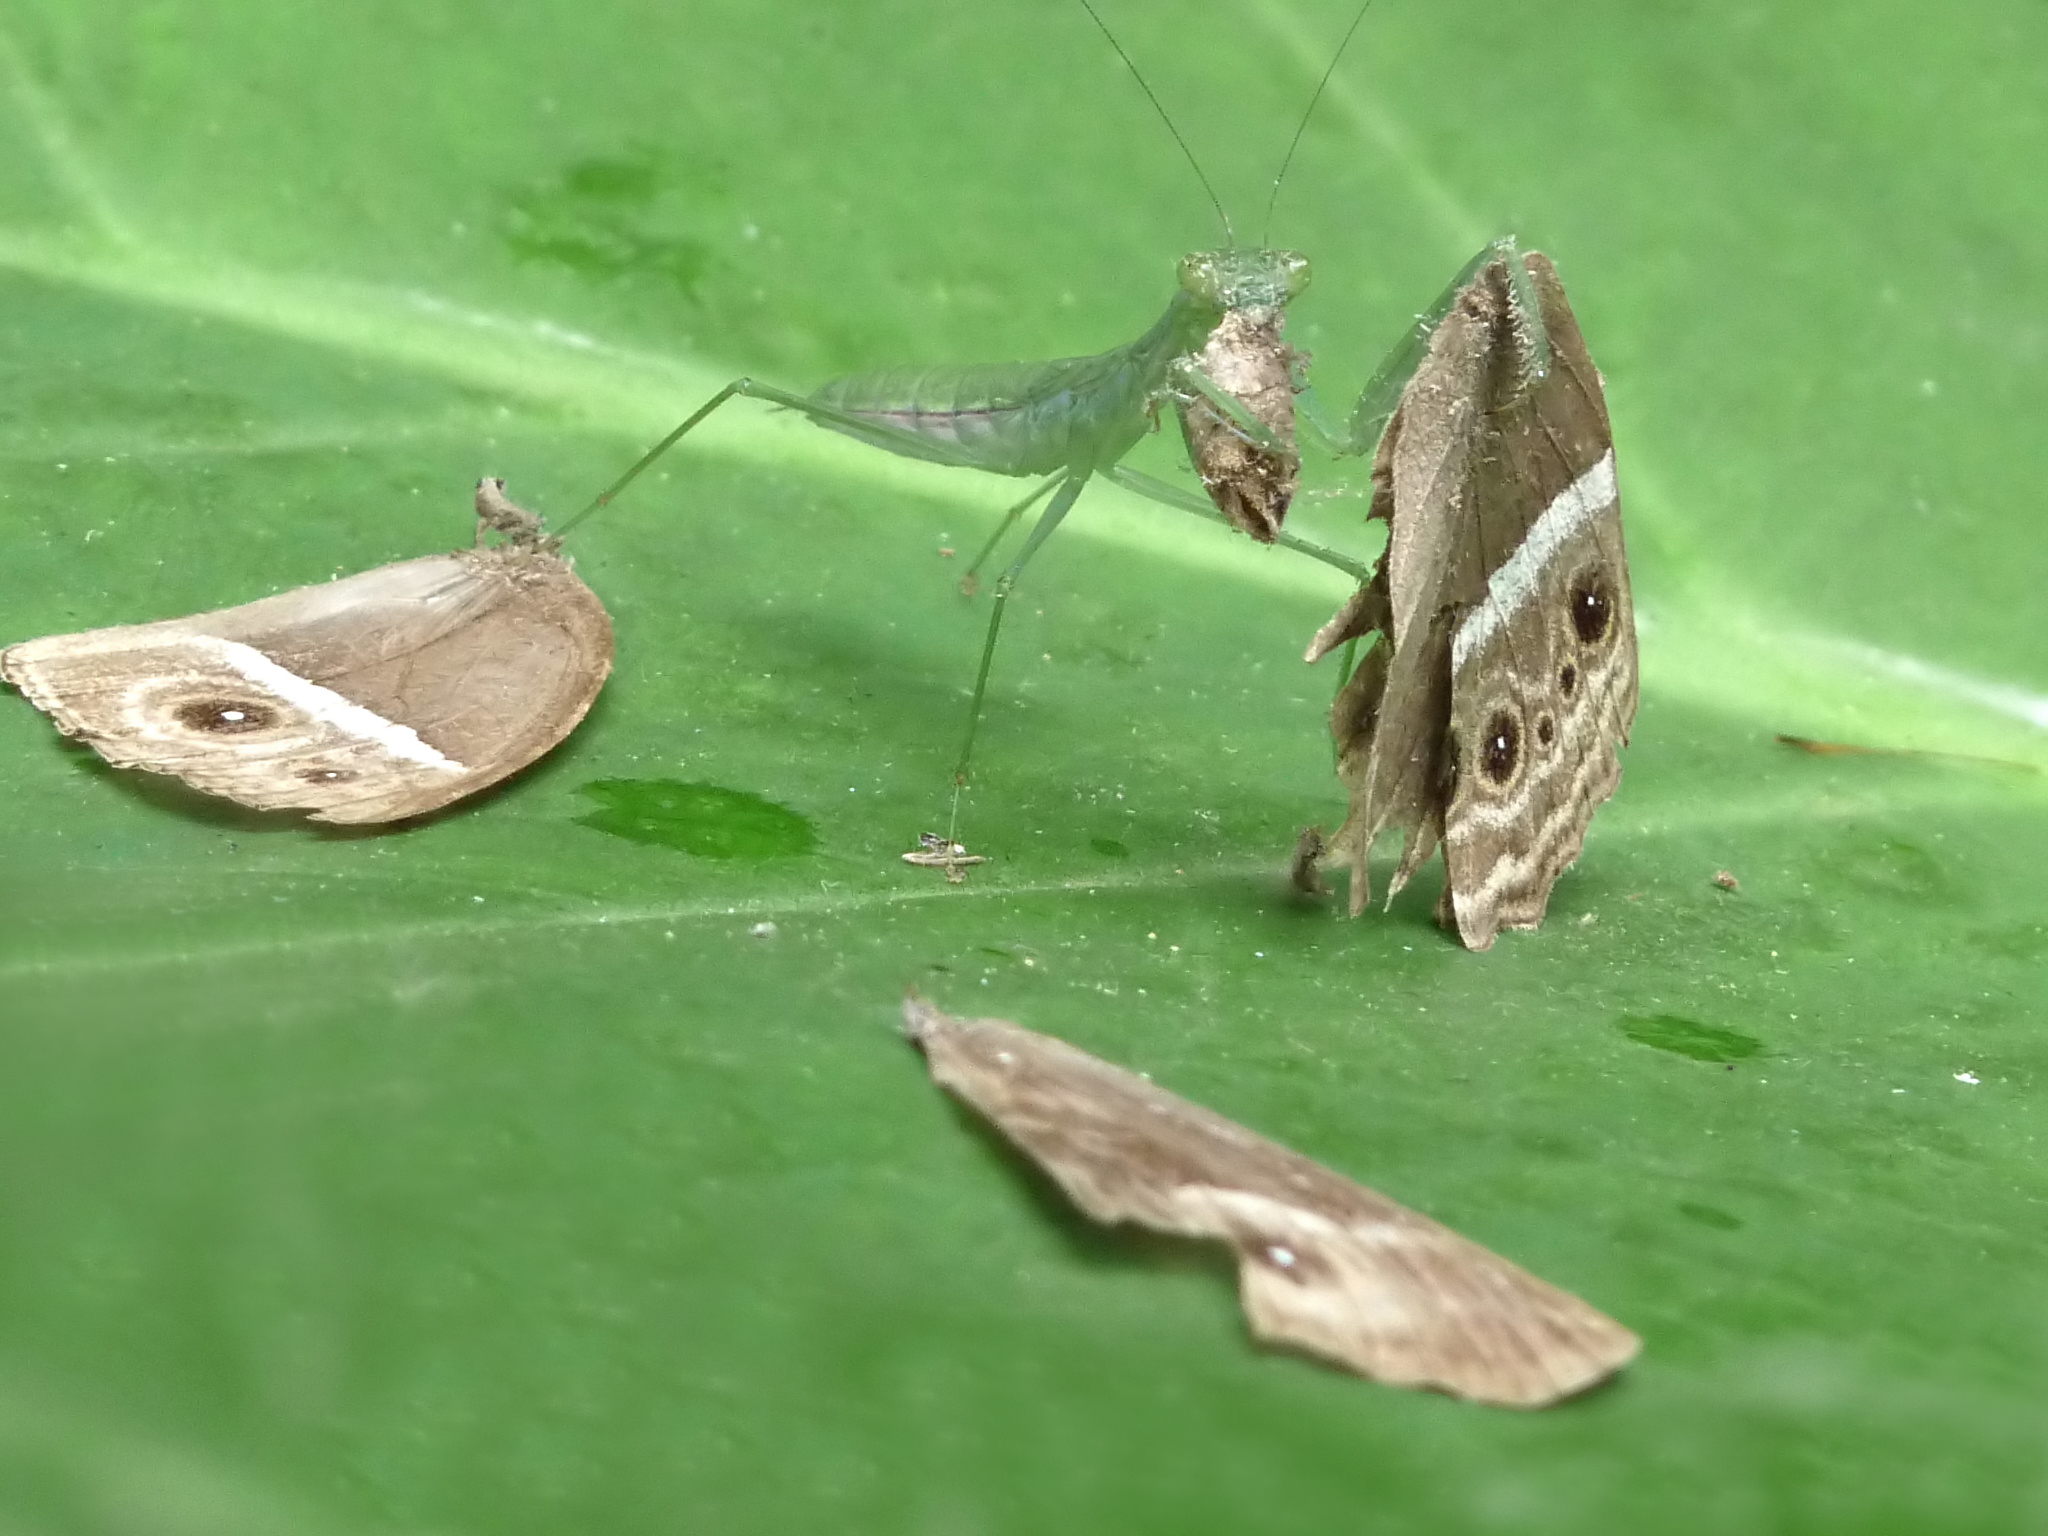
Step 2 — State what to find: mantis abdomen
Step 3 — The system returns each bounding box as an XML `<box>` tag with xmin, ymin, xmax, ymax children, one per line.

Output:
<box><xmin>809</xmin><ymin>294</ymin><xmax>1211</xmax><ymax>477</ymax></box>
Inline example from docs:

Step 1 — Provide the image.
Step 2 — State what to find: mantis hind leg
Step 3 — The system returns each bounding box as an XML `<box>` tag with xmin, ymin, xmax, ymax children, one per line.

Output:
<box><xmin>556</xmin><ymin>378</ymin><xmax>827</xmax><ymax>532</ymax></box>
<box><xmin>559</xmin><ymin>376</ymin><xmax>1000</xmax><ymax>533</ymax></box>
<box><xmin>947</xmin><ymin>473</ymin><xmax>1090</xmax><ymax>831</ymax></box>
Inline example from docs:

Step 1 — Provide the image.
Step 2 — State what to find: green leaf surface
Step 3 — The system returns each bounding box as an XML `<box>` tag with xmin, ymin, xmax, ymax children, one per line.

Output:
<box><xmin>3</xmin><ymin>1</ymin><xmax>2045</xmax><ymax>1530</ymax></box>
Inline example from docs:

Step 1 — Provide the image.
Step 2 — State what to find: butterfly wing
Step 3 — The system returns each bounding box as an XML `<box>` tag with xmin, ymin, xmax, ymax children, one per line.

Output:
<box><xmin>1439</xmin><ymin>255</ymin><xmax>1637</xmax><ymax>949</ymax></box>
<box><xmin>3</xmin><ymin>546</ymin><xmax>612</xmax><ymax>823</ymax></box>
<box><xmin>1320</xmin><ymin>273</ymin><xmax>1494</xmax><ymax>913</ymax></box>
<box><xmin>905</xmin><ymin>997</ymin><xmax>1640</xmax><ymax>1408</ymax></box>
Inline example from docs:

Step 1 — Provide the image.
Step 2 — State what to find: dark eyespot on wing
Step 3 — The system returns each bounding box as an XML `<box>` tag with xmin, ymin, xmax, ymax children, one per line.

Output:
<box><xmin>173</xmin><ymin>697</ymin><xmax>280</xmax><ymax>734</ymax></box>
<box><xmin>1570</xmin><ymin>569</ymin><xmax>1615</xmax><ymax>646</ymax></box>
<box><xmin>1481</xmin><ymin>711</ymin><xmax>1520</xmax><ymax>784</ymax></box>
<box><xmin>1558</xmin><ymin>662</ymin><xmax>1578</xmax><ymax>697</ymax></box>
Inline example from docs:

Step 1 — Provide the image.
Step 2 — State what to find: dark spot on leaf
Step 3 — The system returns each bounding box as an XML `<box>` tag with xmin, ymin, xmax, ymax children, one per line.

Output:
<box><xmin>1511</xmin><ymin>1129</ymin><xmax>1583</xmax><ymax>1160</ymax></box>
<box><xmin>1677</xmin><ymin>1201</ymin><xmax>1744</xmax><ymax>1231</ymax></box>
<box><xmin>173</xmin><ymin>698</ymin><xmax>277</xmax><ymax>734</ymax></box>
<box><xmin>1816</xmin><ymin>835</ymin><xmax>1950</xmax><ymax>905</ymax></box>
<box><xmin>1090</xmin><ymin>837</ymin><xmax>1130</xmax><ymax>859</ymax></box>
<box><xmin>1570</xmin><ymin>569</ymin><xmax>1615</xmax><ymax>645</ymax></box>
<box><xmin>1966</xmin><ymin>922</ymin><xmax>2047</xmax><ymax>960</ymax></box>
<box><xmin>1620</xmin><ymin>1014</ymin><xmax>1764</xmax><ymax>1063</ymax></box>
<box><xmin>499</xmin><ymin>147</ymin><xmax>714</xmax><ymax>295</ymax></box>
<box><xmin>561</xmin><ymin>156</ymin><xmax>662</xmax><ymax>202</ymax></box>
<box><xmin>575</xmin><ymin>779</ymin><xmax>816</xmax><ymax>858</ymax></box>
<box><xmin>1481</xmin><ymin>711</ymin><xmax>1520</xmax><ymax>784</ymax></box>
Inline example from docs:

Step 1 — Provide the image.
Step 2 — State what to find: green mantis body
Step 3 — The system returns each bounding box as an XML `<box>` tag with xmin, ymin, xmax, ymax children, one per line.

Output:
<box><xmin>567</xmin><ymin>10</ymin><xmax>1553</xmax><ymax>827</ymax></box>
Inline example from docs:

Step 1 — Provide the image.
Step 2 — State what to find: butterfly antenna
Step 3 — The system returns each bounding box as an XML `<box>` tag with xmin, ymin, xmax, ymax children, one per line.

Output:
<box><xmin>1260</xmin><ymin>0</ymin><xmax>1381</xmax><ymax>245</ymax></box>
<box><xmin>1077</xmin><ymin>0</ymin><xmax>1235</xmax><ymax>246</ymax></box>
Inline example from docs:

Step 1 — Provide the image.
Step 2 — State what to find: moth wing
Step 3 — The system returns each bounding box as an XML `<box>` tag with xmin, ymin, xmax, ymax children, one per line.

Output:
<box><xmin>905</xmin><ymin>999</ymin><xmax>1638</xmax><ymax>1408</ymax></box>
<box><xmin>3</xmin><ymin>548</ymin><xmax>613</xmax><ymax>823</ymax></box>
<box><xmin>1440</xmin><ymin>256</ymin><xmax>1636</xmax><ymax>948</ymax></box>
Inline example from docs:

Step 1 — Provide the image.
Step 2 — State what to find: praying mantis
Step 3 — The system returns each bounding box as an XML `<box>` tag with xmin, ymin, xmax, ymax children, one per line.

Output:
<box><xmin>562</xmin><ymin>0</ymin><xmax>1552</xmax><ymax>837</ymax></box>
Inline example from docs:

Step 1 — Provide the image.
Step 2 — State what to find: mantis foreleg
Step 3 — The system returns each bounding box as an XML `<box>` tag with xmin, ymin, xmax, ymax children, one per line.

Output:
<box><xmin>1164</xmin><ymin>356</ymin><xmax>1295</xmax><ymax>455</ymax></box>
<box><xmin>1334</xmin><ymin>237</ymin><xmax>1550</xmax><ymax>457</ymax></box>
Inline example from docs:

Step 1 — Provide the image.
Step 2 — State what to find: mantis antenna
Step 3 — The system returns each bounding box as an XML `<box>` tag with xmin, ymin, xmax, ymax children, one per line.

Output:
<box><xmin>1076</xmin><ymin>0</ymin><xmax>1235</xmax><ymax>247</ymax></box>
<box><xmin>1260</xmin><ymin>0</ymin><xmax>1382</xmax><ymax>246</ymax></box>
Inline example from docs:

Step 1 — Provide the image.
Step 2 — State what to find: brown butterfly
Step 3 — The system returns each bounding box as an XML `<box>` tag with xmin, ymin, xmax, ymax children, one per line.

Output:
<box><xmin>1307</xmin><ymin>251</ymin><xmax>1636</xmax><ymax>950</ymax></box>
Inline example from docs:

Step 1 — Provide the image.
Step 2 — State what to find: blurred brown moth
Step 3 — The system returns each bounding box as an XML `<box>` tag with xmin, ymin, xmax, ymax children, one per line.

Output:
<box><xmin>2</xmin><ymin>480</ymin><xmax>612</xmax><ymax>824</ymax></box>
<box><xmin>904</xmin><ymin>996</ymin><xmax>1639</xmax><ymax>1408</ymax></box>
<box><xmin>1306</xmin><ymin>251</ymin><xmax>1636</xmax><ymax>950</ymax></box>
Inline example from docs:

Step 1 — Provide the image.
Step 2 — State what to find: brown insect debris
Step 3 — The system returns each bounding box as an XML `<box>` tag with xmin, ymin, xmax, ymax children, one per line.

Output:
<box><xmin>1776</xmin><ymin>733</ymin><xmax>2039</xmax><ymax>774</ymax></box>
<box><xmin>1177</xmin><ymin>307</ymin><xmax>1301</xmax><ymax>541</ymax></box>
<box><xmin>902</xmin><ymin>832</ymin><xmax>989</xmax><ymax>884</ymax></box>
<box><xmin>903</xmin><ymin>996</ymin><xmax>1639</xmax><ymax>1408</ymax></box>
<box><xmin>1289</xmin><ymin>825</ymin><xmax>1330</xmax><ymax>896</ymax></box>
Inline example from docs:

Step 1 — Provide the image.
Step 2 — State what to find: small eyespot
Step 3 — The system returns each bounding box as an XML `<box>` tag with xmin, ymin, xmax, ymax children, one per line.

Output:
<box><xmin>298</xmin><ymin>767</ymin><xmax>357</xmax><ymax>784</ymax></box>
<box><xmin>1559</xmin><ymin>662</ymin><xmax>1579</xmax><ymax>697</ymax></box>
<box><xmin>1481</xmin><ymin>711</ymin><xmax>1520</xmax><ymax>785</ymax></box>
<box><xmin>1537</xmin><ymin>716</ymin><xmax>1556</xmax><ymax>748</ymax></box>
<box><xmin>1570</xmin><ymin>570</ymin><xmax>1616</xmax><ymax>646</ymax></box>
<box><xmin>173</xmin><ymin>698</ymin><xmax>278</xmax><ymax>734</ymax></box>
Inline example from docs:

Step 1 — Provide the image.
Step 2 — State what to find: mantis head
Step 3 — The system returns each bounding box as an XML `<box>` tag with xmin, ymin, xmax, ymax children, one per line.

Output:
<box><xmin>1177</xmin><ymin>249</ymin><xmax>1312</xmax><ymax>311</ymax></box>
